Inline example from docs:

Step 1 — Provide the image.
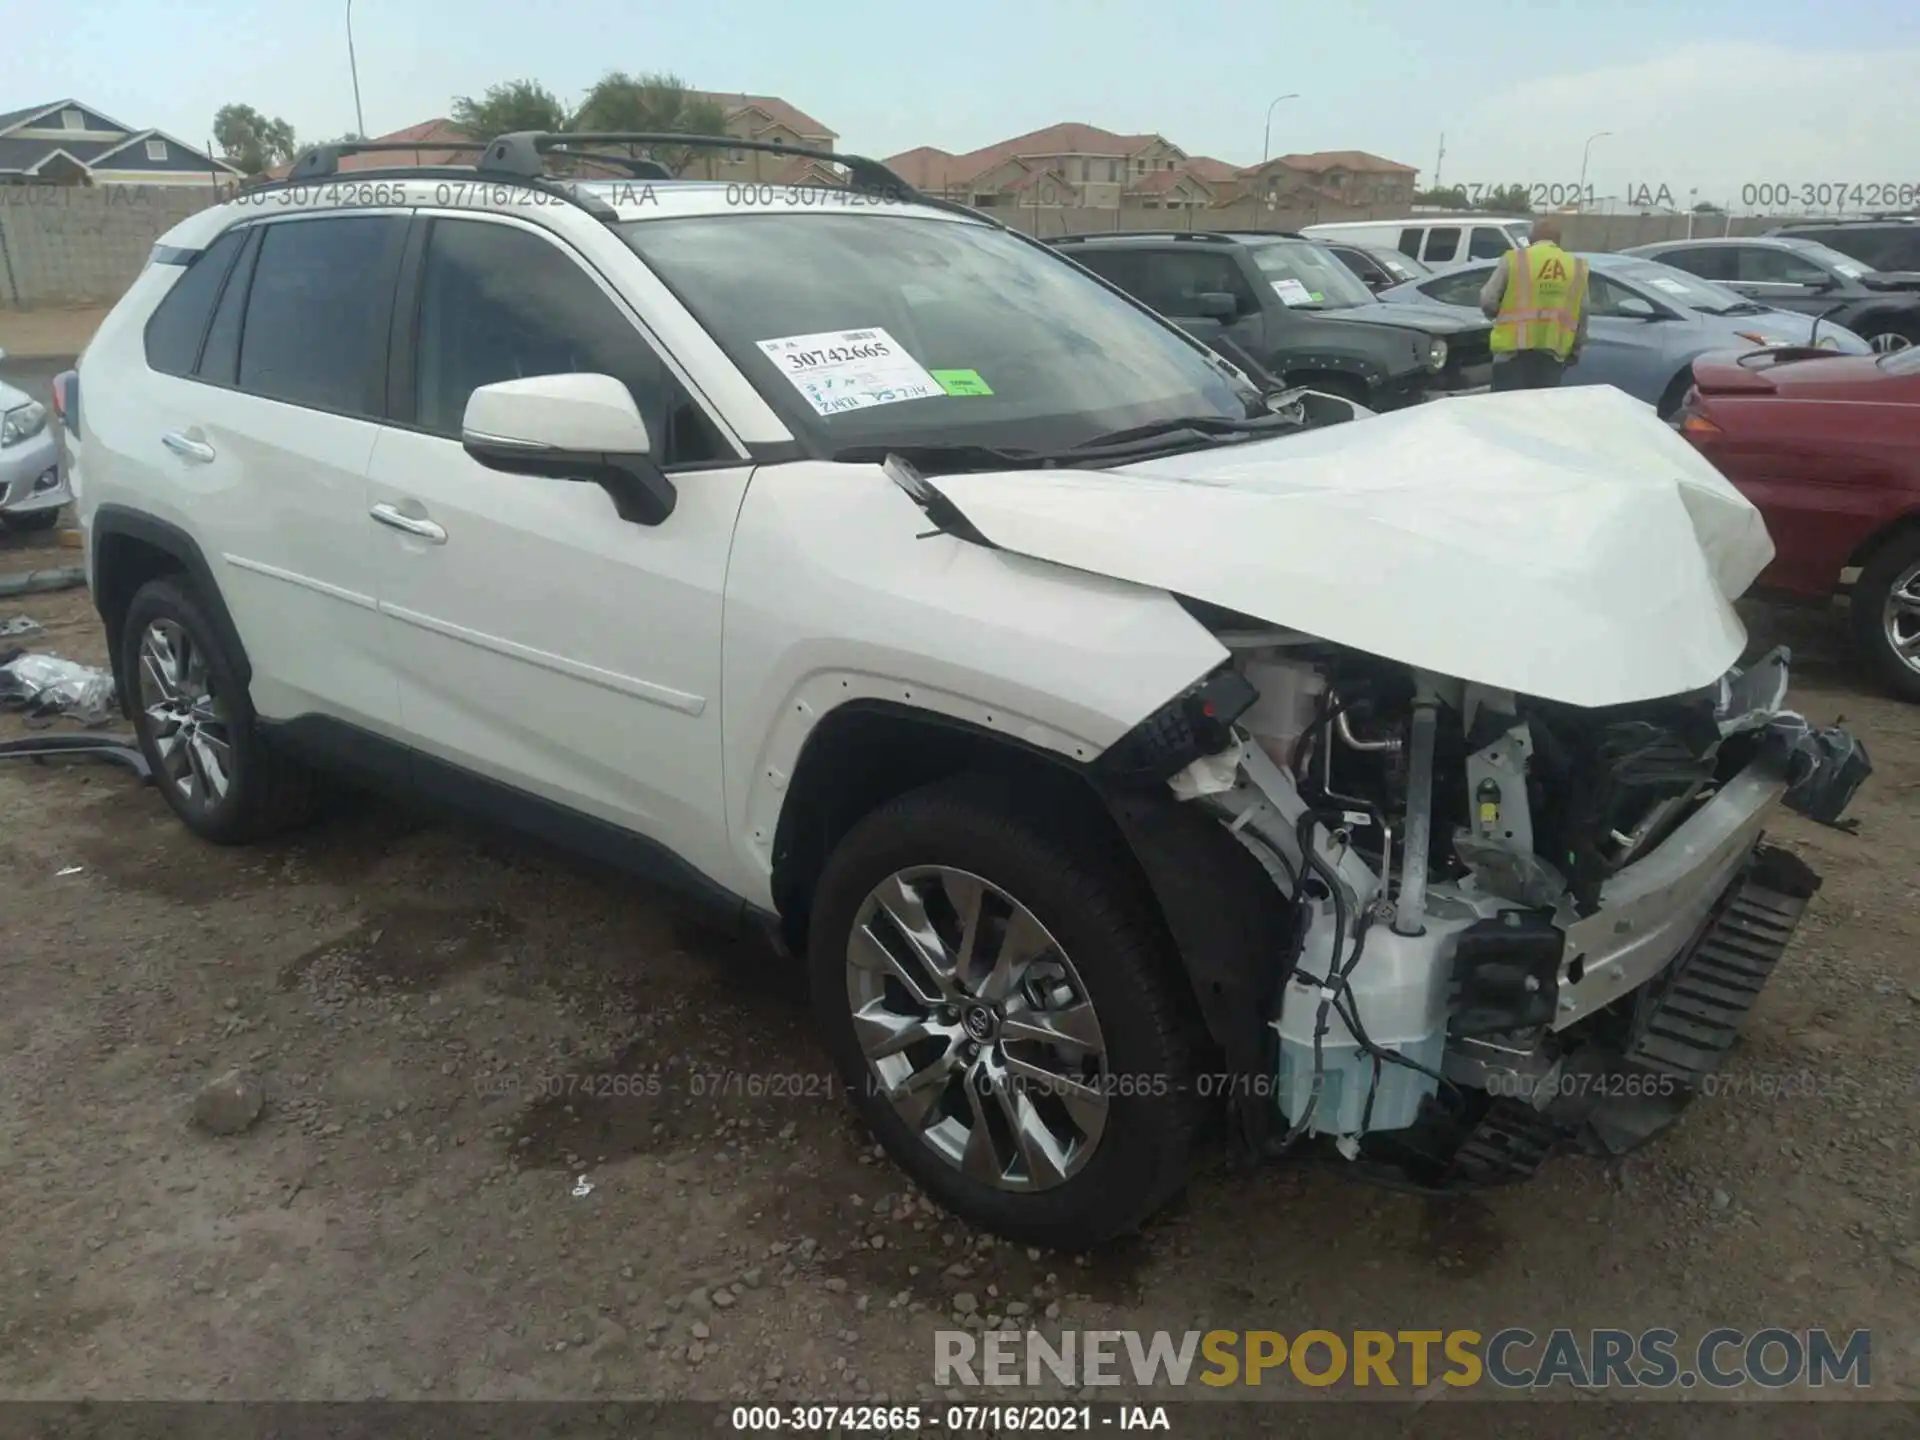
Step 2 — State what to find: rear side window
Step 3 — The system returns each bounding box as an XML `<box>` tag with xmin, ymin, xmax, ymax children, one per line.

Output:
<box><xmin>1397</xmin><ymin>227</ymin><xmax>1422</xmax><ymax>258</ymax></box>
<box><xmin>239</xmin><ymin>216</ymin><xmax>406</xmax><ymax>417</ymax></box>
<box><xmin>197</xmin><ymin>229</ymin><xmax>261</xmax><ymax>387</ymax></box>
<box><xmin>1067</xmin><ymin>247</ymin><xmax>1148</xmax><ymax>295</ymax></box>
<box><xmin>1421</xmin><ymin>269</ymin><xmax>1486</xmax><ymax>307</ymax></box>
<box><xmin>143</xmin><ymin>228</ymin><xmax>247</xmax><ymax>377</ymax></box>
<box><xmin>1423</xmin><ymin>227</ymin><xmax>1462</xmax><ymax>263</ymax></box>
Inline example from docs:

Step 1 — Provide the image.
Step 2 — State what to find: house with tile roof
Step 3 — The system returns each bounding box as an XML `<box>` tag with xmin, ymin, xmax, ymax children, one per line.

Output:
<box><xmin>1233</xmin><ymin>150</ymin><xmax>1419</xmax><ymax>209</ymax></box>
<box><xmin>0</xmin><ymin>99</ymin><xmax>240</xmax><ymax>187</ymax></box>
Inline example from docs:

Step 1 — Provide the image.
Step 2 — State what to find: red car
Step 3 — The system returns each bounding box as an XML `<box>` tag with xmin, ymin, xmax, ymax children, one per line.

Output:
<box><xmin>1678</xmin><ymin>344</ymin><xmax>1920</xmax><ymax>700</ymax></box>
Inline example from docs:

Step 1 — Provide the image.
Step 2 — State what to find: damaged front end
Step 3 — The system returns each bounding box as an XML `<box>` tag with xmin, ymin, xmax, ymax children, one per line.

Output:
<box><xmin>1097</xmin><ymin>622</ymin><xmax>1870</xmax><ymax>1191</ymax></box>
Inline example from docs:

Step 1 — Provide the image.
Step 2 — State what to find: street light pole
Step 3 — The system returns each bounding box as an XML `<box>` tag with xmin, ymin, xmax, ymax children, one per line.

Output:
<box><xmin>1577</xmin><ymin>130</ymin><xmax>1610</xmax><ymax>207</ymax></box>
<box><xmin>1261</xmin><ymin>93</ymin><xmax>1300</xmax><ymax>166</ymax></box>
<box><xmin>346</xmin><ymin>0</ymin><xmax>367</xmax><ymax>139</ymax></box>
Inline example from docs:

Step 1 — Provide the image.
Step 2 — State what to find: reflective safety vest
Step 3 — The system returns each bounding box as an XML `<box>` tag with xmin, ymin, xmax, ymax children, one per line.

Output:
<box><xmin>1491</xmin><ymin>243</ymin><xmax>1586</xmax><ymax>360</ymax></box>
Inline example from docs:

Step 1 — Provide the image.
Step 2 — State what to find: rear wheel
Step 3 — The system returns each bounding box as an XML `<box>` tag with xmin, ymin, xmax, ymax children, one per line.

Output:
<box><xmin>120</xmin><ymin>576</ymin><xmax>320</xmax><ymax>842</ymax></box>
<box><xmin>807</xmin><ymin>776</ymin><xmax>1200</xmax><ymax>1247</ymax></box>
<box><xmin>1850</xmin><ymin>530</ymin><xmax>1920</xmax><ymax>702</ymax></box>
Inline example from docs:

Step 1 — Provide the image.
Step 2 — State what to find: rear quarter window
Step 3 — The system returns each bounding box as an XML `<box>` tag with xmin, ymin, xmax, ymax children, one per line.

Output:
<box><xmin>142</xmin><ymin>228</ymin><xmax>247</xmax><ymax>377</ymax></box>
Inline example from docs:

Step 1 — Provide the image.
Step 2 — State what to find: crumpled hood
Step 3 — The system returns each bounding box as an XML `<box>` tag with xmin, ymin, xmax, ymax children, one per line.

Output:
<box><xmin>932</xmin><ymin>386</ymin><xmax>1775</xmax><ymax>709</ymax></box>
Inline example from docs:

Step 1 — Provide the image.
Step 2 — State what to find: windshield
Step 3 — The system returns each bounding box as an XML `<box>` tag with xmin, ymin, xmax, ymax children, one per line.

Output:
<box><xmin>1244</xmin><ymin>239</ymin><xmax>1377</xmax><ymax>310</ymax></box>
<box><xmin>1607</xmin><ymin>259</ymin><xmax>1766</xmax><ymax>315</ymax></box>
<box><xmin>617</xmin><ymin>213</ymin><xmax>1253</xmax><ymax>454</ymax></box>
<box><xmin>1374</xmin><ymin>249</ymin><xmax>1429</xmax><ymax>279</ymax></box>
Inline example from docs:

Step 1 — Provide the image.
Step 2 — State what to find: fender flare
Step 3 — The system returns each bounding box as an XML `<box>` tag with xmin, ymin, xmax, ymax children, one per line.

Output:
<box><xmin>90</xmin><ymin>503</ymin><xmax>252</xmax><ymax>689</ymax></box>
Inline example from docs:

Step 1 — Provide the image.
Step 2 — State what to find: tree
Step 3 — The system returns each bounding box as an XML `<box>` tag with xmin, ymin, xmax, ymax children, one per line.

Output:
<box><xmin>572</xmin><ymin>71</ymin><xmax>730</xmax><ymax>174</ymax></box>
<box><xmin>1482</xmin><ymin>183</ymin><xmax>1533</xmax><ymax>214</ymax></box>
<box><xmin>212</xmin><ymin>103</ymin><xmax>297</xmax><ymax>174</ymax></box>
<box><xmin>450</xmin><ymin>80</ymin><xmax>570</xmax><ymax>140</ymax></box>
<box><xmin>1693</xmin><ymin>200</ymin><xmax>1725</xmax><ymax>214</ymax></box>
<box><xmin>1413</xmin><ymin>184</ymin><xmax>1470</xmax><ymax>210</ymax></box>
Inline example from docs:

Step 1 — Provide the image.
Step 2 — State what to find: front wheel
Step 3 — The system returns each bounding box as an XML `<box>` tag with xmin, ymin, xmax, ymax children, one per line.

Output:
<box><xmin>1851</xmin><ymin>531</ymin><xmax>1920</xmax><ymax>702</ymax></box>
<box><xmin>1860</xmin><ymin>322</ymin><xmax>1917</xmax><ymax>355</ymax></box>
<box><xmin>807</xmin><ymin>776</ymin><xmax>1201</xmax><ymax>1247</ymax></box>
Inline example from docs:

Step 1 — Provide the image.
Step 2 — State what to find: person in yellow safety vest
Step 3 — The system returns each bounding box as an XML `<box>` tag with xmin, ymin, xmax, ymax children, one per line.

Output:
<box><xmin>1478</xmin><ymin>214</ymin><xmax>1589</xmax><ymax>391</ymax></box>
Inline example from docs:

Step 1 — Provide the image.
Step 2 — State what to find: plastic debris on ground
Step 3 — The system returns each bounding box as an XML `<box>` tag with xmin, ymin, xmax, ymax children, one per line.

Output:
<box><xmin>1</xmin><ymin>615</ymin><xmax>44</xmax><ymax>639</ymax></box>
<box><xmin>0</xmin><ymin>652</ymin><xmax>118</xmax><ymax>726</ymax></box>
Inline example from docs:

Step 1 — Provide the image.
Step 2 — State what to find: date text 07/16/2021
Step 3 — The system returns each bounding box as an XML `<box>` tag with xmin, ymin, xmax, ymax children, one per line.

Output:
<box><xmin>1457</xmin><ymin>180</ymin><xmax>1918</xmax><ymax>210</ymax></box>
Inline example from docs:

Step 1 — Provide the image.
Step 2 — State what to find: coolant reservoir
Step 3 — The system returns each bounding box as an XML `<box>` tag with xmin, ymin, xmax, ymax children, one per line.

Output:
<box><xmin>1237</xmin><ymin>656</ymin><xmax>1326</xmax><ymax>770</ymax></box>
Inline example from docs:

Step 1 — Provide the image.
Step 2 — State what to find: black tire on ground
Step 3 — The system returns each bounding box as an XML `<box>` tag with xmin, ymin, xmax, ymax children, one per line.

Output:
<box><xmin>1850</xmin><ymin>529</ymin><xmax>1920</xmax><ymax>703</ymax></box>
<box><xmin>807</xmin><ymin>774</ymin><xmax>1202</xmax><ymax>1248</ymax></box>
<box><xmin>119</xmin><ymin>575</ymin><xmax>320</xmax><ymax>843</ymax></box>
<box><xmin>1</xmin><ymin>506</ymin><xmax>63</xmax><ymax>532</ymax></box>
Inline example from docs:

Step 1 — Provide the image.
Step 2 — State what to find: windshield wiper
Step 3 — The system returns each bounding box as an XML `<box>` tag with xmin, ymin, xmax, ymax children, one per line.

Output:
<box><xmin>830</xmin><ymin>442</ymin><xmax>1048</xmax><ymax>473</ymax></box>
<box><xmin>1696</xmin><ymin>302</ymin><xmax>1767</xmax><ymax>317</ymax></box>
<box><xmin>1068</xmin><ymin>410</ymin><xmax>1305</xmax><ymax>451</ymax></box>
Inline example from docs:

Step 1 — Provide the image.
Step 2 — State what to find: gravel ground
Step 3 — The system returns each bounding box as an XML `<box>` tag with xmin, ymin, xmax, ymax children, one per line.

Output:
<box><xmin>2</xmin><ymin>512</ymin><xmax>1917</xmax><ymax>1421</ymax></box>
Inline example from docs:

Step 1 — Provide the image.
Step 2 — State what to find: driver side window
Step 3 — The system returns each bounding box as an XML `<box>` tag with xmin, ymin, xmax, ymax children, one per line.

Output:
<box><xmin>1134</xmin><ymin>249</ymin><xmax>1258</xmax><ymax>318</ymax></box>
<box><xmin>1582</xmin><ymin>272</ymin><xmax>1637</xmax><ymax>318</ymax></box>
<box><xmin>410</xmin><ymin>217</ymin><xmax>726</xmax><ymax>464</ymax></box>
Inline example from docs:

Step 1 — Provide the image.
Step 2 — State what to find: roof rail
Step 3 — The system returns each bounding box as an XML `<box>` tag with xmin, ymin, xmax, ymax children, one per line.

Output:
<box><xmin>481</xmin><ymin>131</ymin><xmax>915</xmax><ymax>197</ymax></box>
<box><xmin>286</xmin><ymin>138</ymin><xmax>672</xmax><ymax>182</ymax></box>
<box><xmin>1049</xmin><ymin>231</ymin><xmax>1243</xmax><ymax>245</ymax></box>
<box><xmin>251</xmin><ymin>132</ymin><xmax>994</xmax><ymax>232</ymax></box>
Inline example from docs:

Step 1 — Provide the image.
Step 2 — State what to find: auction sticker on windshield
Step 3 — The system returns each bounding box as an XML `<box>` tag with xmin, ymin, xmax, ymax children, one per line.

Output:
<box><xmin>755</xmin><ymin>327</ymin><xmax>942</xmax><ymax>415</ymax></box>
<box><xmin>1271</xmin><ymin>278</ymin><xmax>1314</xmax><ymax>306</ymax></box>
<box><xmin>1648</xmin><ymin>277</ymin><xmax>1690</xmax><ymax>295</ymax></box>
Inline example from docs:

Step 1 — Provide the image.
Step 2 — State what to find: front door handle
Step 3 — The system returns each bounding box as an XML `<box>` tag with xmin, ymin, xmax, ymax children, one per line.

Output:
<box><xmin>161</xmin><ymin>430</ymin><xmax>215</xmax><ymax>464</ymax></box>
<box><xmin>369</xmin><ymin>502</ymin><xmax>448</xmax><ymax>544</ymax></box>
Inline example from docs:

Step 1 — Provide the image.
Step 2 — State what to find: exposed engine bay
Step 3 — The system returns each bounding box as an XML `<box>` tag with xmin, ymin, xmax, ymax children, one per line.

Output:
<box><xmin>1121</xmin><ymin>608</ymin><xmax>1872</xmax><ymax>1192</ymax></box>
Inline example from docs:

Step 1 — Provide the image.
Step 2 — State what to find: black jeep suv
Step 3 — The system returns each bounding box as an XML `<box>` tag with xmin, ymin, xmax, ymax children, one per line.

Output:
<box><xmin>1049</xmin><ymin>231</ymin><xmax>1491</xmax><ymax>408</ymax></box>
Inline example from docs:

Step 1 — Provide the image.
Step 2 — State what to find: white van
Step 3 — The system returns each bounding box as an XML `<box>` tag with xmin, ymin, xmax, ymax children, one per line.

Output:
<box><xmin>1302</xmin><ymin>216</ymin><xmax>1533</xmax><ymax>270</ymax></box>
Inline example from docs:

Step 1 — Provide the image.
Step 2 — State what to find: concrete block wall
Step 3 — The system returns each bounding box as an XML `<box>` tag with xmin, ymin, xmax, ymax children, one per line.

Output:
<box><xmin>0</xmin><ymin>185</ymin><xmax>221</xmax><ymax>308</ymax></box>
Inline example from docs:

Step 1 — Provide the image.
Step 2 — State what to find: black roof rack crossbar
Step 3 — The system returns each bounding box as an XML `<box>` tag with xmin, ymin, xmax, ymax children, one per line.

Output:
<box><xmin>481</xmin><ymin>131</ymin><xmax>915</xmax><ymax>196</ymax></box>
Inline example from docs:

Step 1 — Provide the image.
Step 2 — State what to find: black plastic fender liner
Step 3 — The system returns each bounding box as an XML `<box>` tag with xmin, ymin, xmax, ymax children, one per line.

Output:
<box><xmin>1097</xmin><ymin>781</ymin><xmax>1296</xmax><ymax>1149</ymax></box>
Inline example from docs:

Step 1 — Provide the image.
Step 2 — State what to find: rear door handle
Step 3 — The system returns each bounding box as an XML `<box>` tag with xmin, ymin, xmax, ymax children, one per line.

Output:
<box><xmin>369</xmin><ymin>502</ymin><xmax>447</xmax><ymax>544</ymax></box>
<box><xmin>161</xmin><ymin>431</ymin><xmax>215</xmax><ymax>464</ymax></box>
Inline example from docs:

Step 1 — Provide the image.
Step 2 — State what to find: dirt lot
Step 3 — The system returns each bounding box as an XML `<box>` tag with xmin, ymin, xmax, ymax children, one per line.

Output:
<box><xmin>2</xmin><ymin>501</ymin><xmax>1919</xmax><ymax>1421</ymax></box>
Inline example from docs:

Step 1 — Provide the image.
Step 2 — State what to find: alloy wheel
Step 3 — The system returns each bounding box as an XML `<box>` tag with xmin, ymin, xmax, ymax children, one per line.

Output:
<box><xmin>136</xmin><ymin>618</ymin><xmax>234</xmax><ymax>810</ymax></box>
<box><xmin>845</xmin><ymin>866</ymin><xmax>1110</xmax><ymax>1192</ymax></box>
<box><xmin>1868</xmin><ymin>330</ymin><xmax>1913</xmax><ymax>354</ymax></box>
<box><xmin>1884</xmin><ymin>559</ymin><xmax>1920</xmax><ymax>677</ymax></box>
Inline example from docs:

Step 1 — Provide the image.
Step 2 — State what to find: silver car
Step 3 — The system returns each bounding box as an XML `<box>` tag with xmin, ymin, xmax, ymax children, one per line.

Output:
<box><xmin>1376</xmin><ymin>253</ymin><xmax>1872</xmax><ymax>415</ymax></box>
<box><xmin>0</xmin><ymin>348</ymin><xmax>66</xmax><ymax>532</ymax></box>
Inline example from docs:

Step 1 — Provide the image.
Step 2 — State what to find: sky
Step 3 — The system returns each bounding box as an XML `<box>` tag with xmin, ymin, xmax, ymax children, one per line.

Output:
<box><xmin>9</xmin><ymin>0</ymin><xmax>1919</xmax><ymax>209</ymax></box>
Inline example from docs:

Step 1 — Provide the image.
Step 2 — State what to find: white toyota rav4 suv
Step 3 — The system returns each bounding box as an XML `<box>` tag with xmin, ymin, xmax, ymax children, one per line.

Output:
<box><xmin>69</xmin><ymin>133</ymin><xmax>1867</xmax><ymax>1245</ymax></box>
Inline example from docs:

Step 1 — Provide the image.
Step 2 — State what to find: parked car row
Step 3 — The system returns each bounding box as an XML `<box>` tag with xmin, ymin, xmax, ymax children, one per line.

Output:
<box><xmin>1052</xmin><ymin>212</ymin><xmax>1917</xmax><ymax>704</ymax></box>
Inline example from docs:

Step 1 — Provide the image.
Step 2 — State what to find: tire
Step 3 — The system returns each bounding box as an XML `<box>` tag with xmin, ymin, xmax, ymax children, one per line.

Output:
<box><xmin>1858</xmin><ymin>320</ymin><xmax>1918</xmax><ymax>356</ymax></box>
<box><xmin>1850</xmin><ymin>530</ymin><xmax>1920</xmax><ymax>703</ymax></box>
<box><xmin>1655</xmin><ymin>369</ymin><xmax>1694</xmax><ymax>421</ymax></box>
<box><xmin>808</xmin><ymin>774</ymin><xmax>1201</xmax><ymax>1248</ymax></box>
<box><xmin>1</xmin><ymin>506</ymin><xmax>62</xmax><ymax>533</ymax></box>
<box><xmin>120</xmin><ymin>575</ymin><xmax>320</xmax><ymax>843</ymax></box>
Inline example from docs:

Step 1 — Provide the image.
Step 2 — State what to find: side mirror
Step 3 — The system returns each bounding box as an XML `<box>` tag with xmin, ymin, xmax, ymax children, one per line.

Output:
<box><xmin>1616</xmin><ymin>297</ymin><xmax>1658</xmax><ymax>319</ymax></box>
<box><xmin>462</xmin><ymin>373</ymin><xmax>676</xmax><ymax>526</ymax></box>
<box><xmin>1804</xmin><ymin>274</ymin><xmax>1838</xmax><ymax>292</ymax></box>
<box><xmin>1193</xmin><ymin>291</ymin><xmax>1239</xmax><ymax>319</ymax></box>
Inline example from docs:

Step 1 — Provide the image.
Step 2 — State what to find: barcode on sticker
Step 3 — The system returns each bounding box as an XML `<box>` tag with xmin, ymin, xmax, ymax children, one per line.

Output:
<box><xmin>844</xmin><ymin>330</ymin><xmax>877</xmax><ymax>341</ymax></box>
